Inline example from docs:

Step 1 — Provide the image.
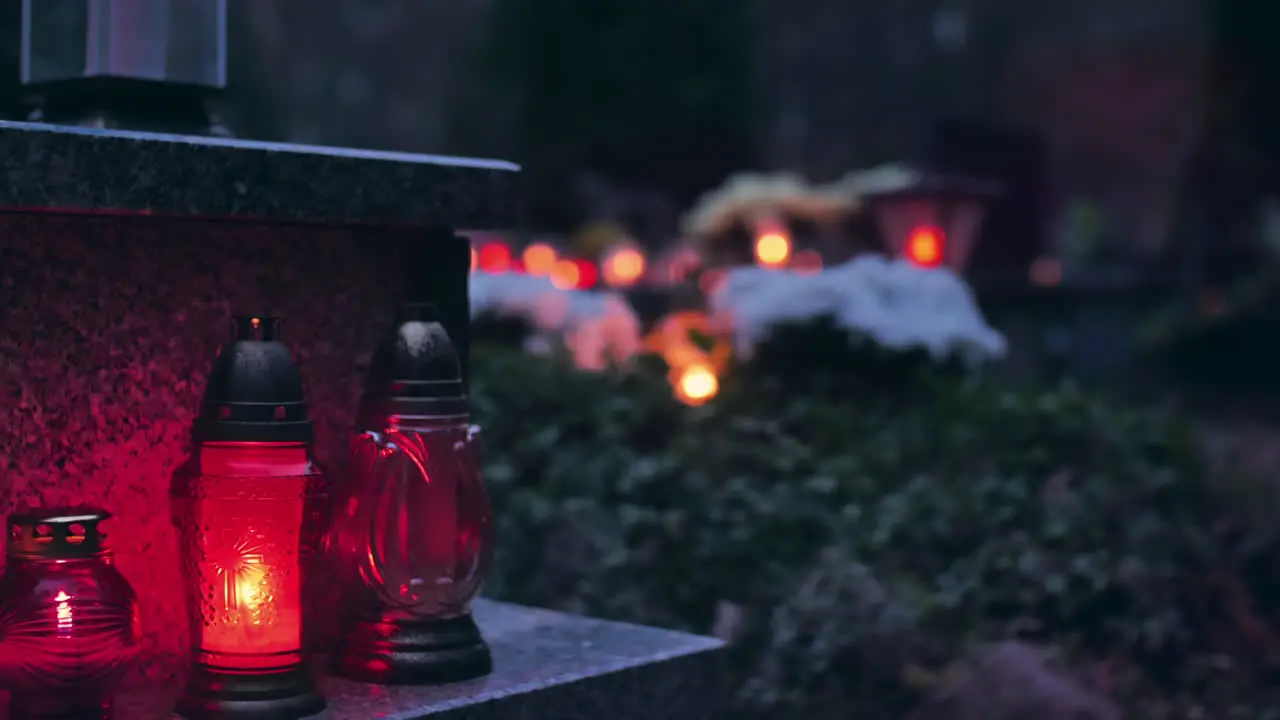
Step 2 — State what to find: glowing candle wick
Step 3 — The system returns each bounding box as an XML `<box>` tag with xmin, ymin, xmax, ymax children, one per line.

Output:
<box><xmin>54</xmin><ymin>590</ymin><xmax>73</xmax><ymax>635</ymax></box>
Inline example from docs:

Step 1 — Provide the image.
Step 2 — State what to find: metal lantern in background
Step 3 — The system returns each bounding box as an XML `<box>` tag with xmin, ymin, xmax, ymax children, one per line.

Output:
<box><xmin>330</xmin><ymin>303</ymin><xmax>494</xmax><ymax>685</ymax></box>
<box><xmin>19</xmin><ymin>0</ymin><xmax>228</xmax><ymax>135</ymax></box>
<box><xmin>857</xmin><ymin>168</ymin><xmax>1001</xmax><ymax>272</ymax></box>
<box><xmin>170</xmin><ymin>316</ymin><xmax>327</xmax><ymax>719</ymax></box>
<box><xmin>0</xmin><ymin>508</ymin><xmax>140</xmax><ymax>720</ymax></box>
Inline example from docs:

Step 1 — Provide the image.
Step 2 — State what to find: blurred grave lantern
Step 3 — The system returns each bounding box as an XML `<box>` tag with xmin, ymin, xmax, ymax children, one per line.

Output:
<box><xmin>857</xmin><ymin>167</ymin><xmax>1001</xmax><ymax>272</ymax></box>
<box><xmin>20</xmin><ymin>0</ymin><xmax>228</xmax><ymax>135</ymax></box>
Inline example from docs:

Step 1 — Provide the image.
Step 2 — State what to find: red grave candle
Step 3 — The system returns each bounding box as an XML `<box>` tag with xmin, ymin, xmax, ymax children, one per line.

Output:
<box><xmin>170</xmin><ymin>316</ymin><xmax>327</xmax><ymax>719</ymax></box>
<box><xmin>329</xmin><ymin>303</ymin><xmax>493</xmax><ymax>684</ymax></box>
<box><xmin>0</xmin><ymin>509</ymin><xmax>140</xmax><ymax>720</ymax></box>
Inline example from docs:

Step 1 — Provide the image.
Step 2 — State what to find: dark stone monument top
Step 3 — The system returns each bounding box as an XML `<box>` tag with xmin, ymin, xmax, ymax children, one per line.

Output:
<box><xmin>0</xmin><ymin>119</ymin><xmax>520</xmax><ymax>227</ymax></box>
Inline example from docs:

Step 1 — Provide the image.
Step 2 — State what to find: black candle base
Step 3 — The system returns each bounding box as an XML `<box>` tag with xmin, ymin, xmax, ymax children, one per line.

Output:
<box><xmin>176</xmin><ymin>663</ymin><xmax>325</xmax><ymax>720</ymax></box>
<box><xmin>334</xmin><ymin>612</ymin><xmax>493</xmax><ymax>685</ymax></box>
<box><xmin>7</xmin><ymin>693</ymin><xmax>112</xmax><ymax>720</ymax></box>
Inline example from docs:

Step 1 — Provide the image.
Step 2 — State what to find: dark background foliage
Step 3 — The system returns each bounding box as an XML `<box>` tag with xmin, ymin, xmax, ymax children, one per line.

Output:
<box><xmin>469</xmin><ymin>322</ymin><xmax>1280</xmax><ymax>718</ymax></box>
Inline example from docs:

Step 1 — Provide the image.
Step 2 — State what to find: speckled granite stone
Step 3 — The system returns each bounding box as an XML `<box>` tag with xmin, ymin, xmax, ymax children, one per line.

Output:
<box><xmin>0</xmin><ymin>124</ymin><xmax>511</xmax><ymax>671</ymax></box>
<box><xmin>2</xmin><ymin>121</ymin><xmax>721</xmax><ymax>720</ymax></box>
<box><xmin>0</xmin><ymin>212</ymin><xmax>479</xmax><ymax>680</ymax></box>
<box><xmin>81</xmin><ymin>600</ymin><xmax>725</xmax><ymax>720</ymax></box>
<box><xmin>0</xmin><ymin>120</ymin><xmax>519</xmax><ymax>226</ymax></box>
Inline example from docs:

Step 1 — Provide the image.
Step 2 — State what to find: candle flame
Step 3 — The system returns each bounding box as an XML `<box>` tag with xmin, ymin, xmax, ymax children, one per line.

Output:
<box><xmin>55</xmin><ymin>590</ymin><xmax>73</xmax><ymax>635</ymax></box>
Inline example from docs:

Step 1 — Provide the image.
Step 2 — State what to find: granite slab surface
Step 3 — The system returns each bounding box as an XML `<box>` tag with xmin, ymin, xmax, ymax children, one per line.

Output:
<box><xmin>0</xmin><ymin>120</ymin><xmax>520</xmax><ymax>227</ymax></box>
<box><xmin>69</xmin><ymin>600</ymin><xmax>726</xmax><ymax>720</ymax></box>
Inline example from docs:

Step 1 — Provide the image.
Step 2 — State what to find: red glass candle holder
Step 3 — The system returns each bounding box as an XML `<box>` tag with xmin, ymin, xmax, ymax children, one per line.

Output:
<box><xmin>330</xmin><ymin>303</ymin><xmax>493</xmax><ymax>684</ymax></box>
<box><xmin>171</xmin><ymin>317</ymin><xmax>326</xmax><ymax>719</ymax></box>
<box><xmin>0</xmin><ymin>509</ymin><xmax>140</xmax><ymax>720</ymax></box>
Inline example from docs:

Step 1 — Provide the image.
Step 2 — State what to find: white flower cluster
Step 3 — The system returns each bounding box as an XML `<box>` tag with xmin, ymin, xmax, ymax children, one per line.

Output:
<box><xmin>708</xmin><ymin>255</ymin><xmax>1007</xmax><ymax>366</ymax></box>
<box><xmin>469</xmin><ymin>272</ymin><xmax>643</xmax><ymax>371</ymax></box>
<box><xmin>680</xmin><ymin>172</ymin><xmax>857</xmax><ymax>237</ymax></box>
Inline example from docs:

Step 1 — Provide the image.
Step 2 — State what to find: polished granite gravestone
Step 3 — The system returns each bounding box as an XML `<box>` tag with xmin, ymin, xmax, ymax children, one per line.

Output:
<box><xmin>91</xmin><ymin>600</ymin><xmax>727</xmax><ymax>720</ymax></box>
<box><xmin>0</xmin><ymin>119</ymin><xmax>519</xmax><ymax>673</ymax></box>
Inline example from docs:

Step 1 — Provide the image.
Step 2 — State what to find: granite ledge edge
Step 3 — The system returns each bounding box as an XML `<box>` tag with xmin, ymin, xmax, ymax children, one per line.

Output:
<box><xmin>398</xmin><ymin>645</ymin><xmax>728</xmax><ymax>720</ymax></box>
<box><xmin>414</xmin><ymin>636</ymin><xmax>726</xmax><ymax>716</ymax></box>
<box><xmin>0</xmin><ymin>120</ymin><xmax>520</xmax><ymax>172</ymax></box>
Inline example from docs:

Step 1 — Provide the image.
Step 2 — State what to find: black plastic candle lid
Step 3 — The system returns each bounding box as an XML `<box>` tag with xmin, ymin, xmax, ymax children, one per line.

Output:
<box><xmin>7</xmin><ymin>508</ymin><xmax>112</xmax><ymax>560</ymax></box>
<box><xmin>360</xmin><ymin>303</ymin><xmax>468</xmax><ymax>422</ymax></box>
<box><xmin>193</xmin><ymin>316</ymin><xmax>314</xmax><ymax>443</ymax></box>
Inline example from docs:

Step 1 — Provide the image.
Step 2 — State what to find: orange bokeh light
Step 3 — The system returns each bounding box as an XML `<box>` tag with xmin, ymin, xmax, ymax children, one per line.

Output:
<box><xmin>522</xmin><ymin>243</ymin><xmax>558</xmax><ymax>276</ymax></box>
<box><xmin>550</xmin><ymin>259</ymin><xmax>580</xmax><ymax>289</ymax></box>
<box><xmin>603</xmin><ymin>246</ymin><xmax>646</xmax><ymax>287</ymax></box>
<box><xmin>675</xmin><ymin>364</ymin><xmax>719</xmax><ymax>406</ymax></box>
<box><xmin>754</xmin><ymin>232</ymin><xmax>791</xmax><ymax>268</ymax></box>
<box><xmin>905</xmin><ymin>226</ymin><xmax>944</xmax><ymax>268</ymax></box>
<box><xmin>470</xmin><ymin>246</ymin><xmax>478</xmax><ymax>273</ymax></box>
<box><xmin>550</xmin><ymin>258</ymin><xmax>598</xmax><ymax>289</ymax></box>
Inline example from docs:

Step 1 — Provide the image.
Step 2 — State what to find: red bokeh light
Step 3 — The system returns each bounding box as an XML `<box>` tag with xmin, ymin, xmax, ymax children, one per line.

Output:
<box><xmin>572</xmin><ymin>258</ymin><xmax>598</xmax><ymax>289</ymax></box>
<box><xmin>905</xmin><ymin>226</ymin><xmax>944</xmax><ymax>268</ymax></box>
<box><xmin>477</xmin><ymin>243</ymin><xmax>512</xmax><ymax>273</ymax></box>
